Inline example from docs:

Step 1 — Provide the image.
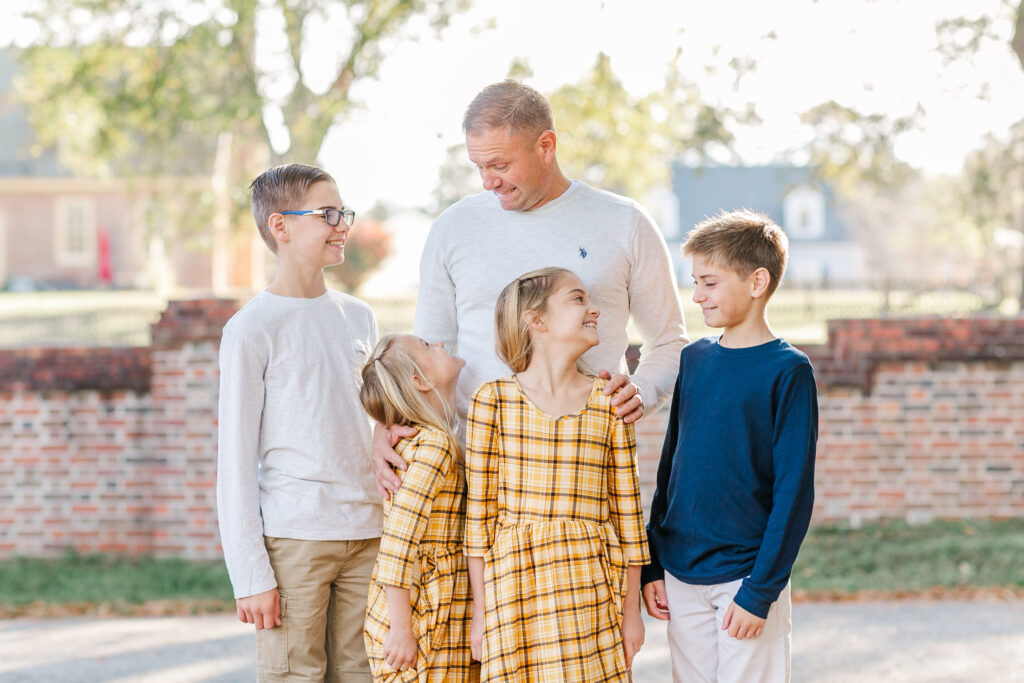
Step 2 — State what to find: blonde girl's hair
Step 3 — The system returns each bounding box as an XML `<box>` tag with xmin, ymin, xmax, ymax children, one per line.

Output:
<box><xmin>360</xmin><ymin>334</ymin><xmax>462</xmax><ymax>460</ymax></box>
<box><xmin>495</xmin><ymin>266</ymin><xmax>591</xmax><ymax>374</ymax></box>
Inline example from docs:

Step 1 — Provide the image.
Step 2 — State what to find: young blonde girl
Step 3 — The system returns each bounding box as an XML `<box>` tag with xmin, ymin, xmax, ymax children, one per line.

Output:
<box><xmin>465</xmin><ymin>267</ymin><xmax>649</xmax><ymax>682</ymax></box>
<box><xmin>360</xmin><ymin>334</ymin><xmax>479</xmax><ymax>683</ymax></box>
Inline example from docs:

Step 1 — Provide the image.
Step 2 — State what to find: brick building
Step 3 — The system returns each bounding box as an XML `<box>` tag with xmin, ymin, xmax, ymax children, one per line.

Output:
<box><xmin>0</xmin><ymin>50</ymin><xmax>267</xmax><ymax>294</ymax></box>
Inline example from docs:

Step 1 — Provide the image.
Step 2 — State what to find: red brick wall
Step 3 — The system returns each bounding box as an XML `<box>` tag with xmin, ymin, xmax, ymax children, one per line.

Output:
<box><xmin>0</xmin><ymin>299</ymin><xmax>235</xmax><ymax>558</ymax></box>
<box><xmin>1</xmin><ymin>306</ymin><xmax>1022</xmax><ymax>559</ymax></box>
<box><xmin>638</xmin><ymin>317</ymin><xmax>1024</xmax><ymax>524</ymax></box>
<box><xmin>803</xmin><ymin>317</ymin><xmax>1024</xmax><ymax>524</ymax></box>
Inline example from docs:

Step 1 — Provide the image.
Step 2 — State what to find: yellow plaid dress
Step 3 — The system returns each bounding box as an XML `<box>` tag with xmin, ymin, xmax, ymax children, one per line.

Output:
<box><xmin>364</xmin><ymin>428</ymin><xmax>479</xmax><ymax>683</ymax></box>
<box><xmin>465</xmin><ymin>376</ymin><xmax>650</xmax><ymax>682</ymax></box>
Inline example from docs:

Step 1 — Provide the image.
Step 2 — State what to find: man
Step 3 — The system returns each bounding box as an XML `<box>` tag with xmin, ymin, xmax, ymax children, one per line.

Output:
<box><xmin>373</xmin><ymin>79</ymin><xmax>686</xmax><ymax>493</ymax></box>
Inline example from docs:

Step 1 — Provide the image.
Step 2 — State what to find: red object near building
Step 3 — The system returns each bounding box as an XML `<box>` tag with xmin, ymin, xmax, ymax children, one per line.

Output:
<box><xmin>97</xmin><ymin>226</ymin><xmax>112</xmax><ymax>284</ymax></box>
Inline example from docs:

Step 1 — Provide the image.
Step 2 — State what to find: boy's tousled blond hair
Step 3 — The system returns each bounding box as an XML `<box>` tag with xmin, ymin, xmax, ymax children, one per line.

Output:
<box><xmin>249</xmin><ymin>163</ymin><xmax>334</xmax><ymax>254</ymax></box>
<box><xmin>683</xmin><ymin>209</ymin><xmax>789</xmax><ymax>298</ymax></box>
<box><xmin>360</xmin><ymin>334</ymin><xmax>461</xmax><ymax>460</ymax></box>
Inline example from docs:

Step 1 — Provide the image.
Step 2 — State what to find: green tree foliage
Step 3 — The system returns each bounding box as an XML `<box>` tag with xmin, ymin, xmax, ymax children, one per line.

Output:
<box><xmin>1014</xmin><ymin>1</ymin><xmax>1024</xmax><ymax>68</ymax></box>
<box><xmin>795</xmin><ymin>102</ymin><xmax>924</xmax><ymax>284</ymax></box>
<box><xmin>798</xmin><ymin>101</ymin><xmax>919</xmax><ymax>195</ymax></box>
<box><xmin>326</xmin><ymin>217</ymin><xmax>393</xmax><ymax>292</ymax></box>
<box><xmin>547</xmin><ymin>52</ymin><xmax>752</xmax><ymax>200</ymax></box>
<box><xmin>793</xmin><ymin>3</ymin><xmax>1024</xmax><ymax>292</ymax></box>
<box><xmin>15</xmin><ymin>0</ymin><xmax>469</xmax><ymax>287</ymax></box>
<box><xmin>936</xmin><ymin>0</ymin><xmax>1024</xmax><ymax>71</ymax></box>
<box><xmin>934</xmin><ymin>0</ymin><xmax>1024</xmax><ymax>305</ymax></box>
<box><xmin>433</xmin><ymin>143</ymin><xmax>479</xmax><ymax>213</ymax></box>
<box><xmin>431</xmin><ymin>51</ymin><xmax>754</xmax><ymax>210</ymax></box>
<box><xmin>959</xmin><ymin>119</ymin><xmax>1024</xmax><ymax>303</ymax></box>
<box><xmin>19</xmin><ymin>0</ymin><xmax>469</xmax><ymax>169</ymax></box>
<box><xmin>962</xmin><ymin>121</ymin><xmax>1024</xmax><ymax>232</ymax></box>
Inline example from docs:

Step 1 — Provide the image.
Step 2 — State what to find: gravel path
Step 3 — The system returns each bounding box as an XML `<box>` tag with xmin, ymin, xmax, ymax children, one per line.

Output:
<box><xmin>2</xmin><ymin>600</ymin><xmax>1022</xmax><ymax>682</ymax></box>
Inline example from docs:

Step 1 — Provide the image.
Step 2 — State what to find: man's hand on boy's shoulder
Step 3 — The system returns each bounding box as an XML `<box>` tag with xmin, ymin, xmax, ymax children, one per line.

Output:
<box><xmin>599</xmin><ymin>371</ymin><xmax>644</xmax><ymax>423</ymax></box>
<box><xmin>641</xmin><ymin>580</ymin><xmax>670</xmax><ymax>620</ymax></box>
<box><xmin>236</xmin><ymin>587</ymin><xmax>281</xmax><ymax>630</ymax></box>
<box><xmin>372</xmin><ymin>423</ymin><xmax>416</xmax><ymax>500</ymax></box>
<box><xmin>722</xmin><ymin>601</ymin><xmax>766</xmax><ymax>640</ymax></box>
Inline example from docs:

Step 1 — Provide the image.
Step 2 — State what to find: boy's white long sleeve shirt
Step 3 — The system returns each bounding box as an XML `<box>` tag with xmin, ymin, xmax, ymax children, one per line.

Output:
<box><xmin>216</xmin><ymin>289</ymin><xmax>382</xmax><ymax>599</ymax></box>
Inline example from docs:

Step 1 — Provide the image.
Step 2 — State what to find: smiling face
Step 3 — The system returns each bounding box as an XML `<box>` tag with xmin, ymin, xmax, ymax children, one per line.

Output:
<box><xmin>690</xmin><ymin>253</ymin><xmax>761</xmax><ymax>329</ymax></box>
<box><xmin>466</xmin><ymin>126</ymin><xmax>561</xmax><ymax>212</ymax></box>
<box><xmin>534</xmin><ymin>273</ymin><xmax>600</xmax><ymax>352</ymax></box>
<box><xmin>395</xmin><ymin>334</ymin><xmax>465</xmax><ymax>399</ymax></box>
<box><xmin>280</xmin><ymin>180</ymin><xmax>351</xmax><ymax>269</ymax></box>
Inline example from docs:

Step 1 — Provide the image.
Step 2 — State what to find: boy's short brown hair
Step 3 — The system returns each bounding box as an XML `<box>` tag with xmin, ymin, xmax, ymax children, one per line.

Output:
<box><xmin>682</xmin><ymin>209</ymin><xmax>789</xmax><ymax>298</ymax></box>
<box><xmin>249</xmin><ymin>163</ymin><xmax>335</xmax><ymax>253</ymax></box>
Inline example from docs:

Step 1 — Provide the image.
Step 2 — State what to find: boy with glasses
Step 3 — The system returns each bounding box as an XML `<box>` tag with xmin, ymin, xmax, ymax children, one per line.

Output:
<box><xmin>217</xmin><ymin>163</ymin><xmax>381</xmax><ymax>681</ymax></box>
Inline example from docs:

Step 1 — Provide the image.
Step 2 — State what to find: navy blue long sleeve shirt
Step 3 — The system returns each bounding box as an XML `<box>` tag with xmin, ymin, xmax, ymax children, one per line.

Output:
<box><xmin>642</xmin><ymin>337</ymin><xmax>818</xmax><ymax>618</ymax></box>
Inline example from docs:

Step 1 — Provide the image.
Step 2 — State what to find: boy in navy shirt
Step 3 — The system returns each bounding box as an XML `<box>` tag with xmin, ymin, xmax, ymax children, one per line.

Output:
<box><xmin>641</xmin><ymin>210</ymin><xmax>818</xmax><ymax>682</ymax></box>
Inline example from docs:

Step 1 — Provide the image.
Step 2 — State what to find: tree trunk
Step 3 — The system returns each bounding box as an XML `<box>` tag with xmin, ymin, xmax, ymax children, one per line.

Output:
<box><xmin>211</xmin><ymin>131</ymin><xmax>233</xmax><ymax>296</ymax></box>
<box><xmin>1013</xmin><ymin>1</ymin><xmax>1024</xmax><ymax>70</ymax></box>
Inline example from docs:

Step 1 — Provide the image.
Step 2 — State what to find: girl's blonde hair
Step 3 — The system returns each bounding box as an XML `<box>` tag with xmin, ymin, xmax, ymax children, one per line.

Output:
<box><xmin>360</xmin><ymin>334</ymin><xmax>462</xmax><ymax>459</ymax></box>
<box><xmin>495</xmin><ymin>266</ymin><xmax>586</xmax><ymax>374</ymax></box>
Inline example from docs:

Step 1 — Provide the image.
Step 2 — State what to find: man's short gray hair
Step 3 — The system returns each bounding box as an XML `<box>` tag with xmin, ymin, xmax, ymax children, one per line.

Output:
<box><xmin>462</xmin><ymin>79</ymin><xmax>555</xmax><ymax>139</ymax></box>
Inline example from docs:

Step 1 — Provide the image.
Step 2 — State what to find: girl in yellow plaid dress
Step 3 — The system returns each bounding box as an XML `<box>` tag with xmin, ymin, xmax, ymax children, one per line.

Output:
<box><xmin>466</xmin><ymin>267</ymin><xmax>650</xmax><ymax>682</ymax></box>
<box><xmin>360</xmin><ymin>334</ymin><xmax>479</xmax><ymax>682</ymax></box>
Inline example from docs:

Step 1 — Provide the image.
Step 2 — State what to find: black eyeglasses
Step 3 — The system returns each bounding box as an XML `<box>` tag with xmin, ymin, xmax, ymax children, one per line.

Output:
<box><xmin>280</xmin><ymin>208</ymin><xmax>356</xmax><ymax>227</ymax></box>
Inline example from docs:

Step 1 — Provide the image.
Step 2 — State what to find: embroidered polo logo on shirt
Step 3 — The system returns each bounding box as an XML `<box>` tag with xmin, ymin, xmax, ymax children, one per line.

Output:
<box><xmin>578</xmin><ymin>247</ymin><xmax>588</xmax><ymax>259</ymax></box>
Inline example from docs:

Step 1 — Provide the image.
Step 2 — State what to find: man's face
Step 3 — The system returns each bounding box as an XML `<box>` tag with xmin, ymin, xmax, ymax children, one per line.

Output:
<box><xmin>466</xmin><ymin>126</ymin><xmax>556</xmax><ymax>211</ymax></box>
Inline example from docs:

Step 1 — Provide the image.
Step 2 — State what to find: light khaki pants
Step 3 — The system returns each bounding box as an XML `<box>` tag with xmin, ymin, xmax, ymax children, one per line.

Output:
<box><xmin>664</xmin><ymin>573</ymin><xmax>792</xmax><ymax>683</ymax></box>
<box><xmin>258</xmin><ymin>536</ymin><xmax>380</xmax><ymax>683</ymax></box>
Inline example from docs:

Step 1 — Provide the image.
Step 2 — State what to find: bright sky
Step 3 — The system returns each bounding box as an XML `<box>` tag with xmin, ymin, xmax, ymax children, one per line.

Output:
<box><xmin>323</xmin><ymin>0</ymin><xmax>1024</xmax><ymax>211</ymax></box>
<box><xmin>2</xmin><ymin>0</ymin><xmax>1022</xmax><ymax>214</ymax></box>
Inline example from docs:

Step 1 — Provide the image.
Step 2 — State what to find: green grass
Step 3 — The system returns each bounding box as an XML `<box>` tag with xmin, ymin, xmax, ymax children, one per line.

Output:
<box><xmin>0</xmin><ymin>552</ymin><xmax>233</xmax><ymax>609</ymax></box>
<box><xmin>0</xmin><ymin>291</ymin><xmax>166</xmax><ymax>348</ymax></box>
<box><xmin>0</xmin><ymin>290</ymin><xmax>167</xmax><ymax>314</ymax></box>
<box><xmin>1</xmin><ymin>520</ymin><xmax>1022</xmax><ymax>615</ymax></box>
<box><xmin>792</xmin><ymin>519</ymin><xmax>1024</xmax><ymax>595</ymax></box>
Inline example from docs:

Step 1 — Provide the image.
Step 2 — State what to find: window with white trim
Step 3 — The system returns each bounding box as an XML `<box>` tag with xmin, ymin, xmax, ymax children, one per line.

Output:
<box><xmin>54</xmin><ymin>196</ymin><xmax>97</xmax><ymax>267</ymax></box>
<box><xmin>0</xmin><ymin>209</ymin><xmax>7</xmax><ymax>286</ymax></box>
<box><xmin>783</xmin><ymin>186</ymin><xmax>826</xmax><ymax>239</ymax></box>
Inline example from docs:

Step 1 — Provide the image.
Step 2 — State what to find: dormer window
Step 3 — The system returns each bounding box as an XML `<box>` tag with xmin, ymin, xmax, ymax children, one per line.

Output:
<box><xmin>783</xmin><ymin>186</ymin><xmax>825</xmax><ymax>239</ymax></box>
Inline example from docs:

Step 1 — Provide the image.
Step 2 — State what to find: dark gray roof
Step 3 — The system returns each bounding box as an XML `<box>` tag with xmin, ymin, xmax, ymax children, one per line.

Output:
<box><xmin>0</xmin><ymin>49</ymin><xmax>67</xmax><ymax>177</ymax></box>
<box><xmin>671</xmin><ymin>164</ymin><xmax>851</xmax><ymax>242</ymax></box>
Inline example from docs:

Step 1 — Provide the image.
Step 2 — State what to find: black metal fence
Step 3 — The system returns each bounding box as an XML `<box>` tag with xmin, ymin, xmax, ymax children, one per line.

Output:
<box><xmin>0</xmin><ymin>306</ymin><xmax>164</xmax><ymax>349</ymax></box>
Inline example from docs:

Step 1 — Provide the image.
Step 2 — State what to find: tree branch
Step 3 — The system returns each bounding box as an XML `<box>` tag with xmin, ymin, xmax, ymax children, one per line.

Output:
<box><xmin>1013</xmin><ymin>0</ymin><xmax>1024</xmax><ymax>70</ymax></box>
